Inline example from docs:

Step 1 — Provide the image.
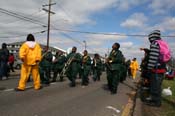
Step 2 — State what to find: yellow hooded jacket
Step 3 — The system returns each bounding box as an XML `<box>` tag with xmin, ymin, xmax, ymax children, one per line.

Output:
<box><xmin>19</xmin><ymin>41</ymin><xmax>41</xmax><ymax>65</ymax></box>
<box><xmin>130</xmin><ymin>60</ymin><xmax>139</xmax><ymax>70</ymax></box>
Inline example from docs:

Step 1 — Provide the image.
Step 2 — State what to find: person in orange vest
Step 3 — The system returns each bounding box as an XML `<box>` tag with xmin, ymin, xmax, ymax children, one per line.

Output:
<box><xmin>130</xmin><ymin>58</ymin><xmax>139</xmax><ymax>79</ymax></box>
<box><xmin>15</xmin><ymin>34</ymin><xmax>42</xmax><ymax>91</ymax></box>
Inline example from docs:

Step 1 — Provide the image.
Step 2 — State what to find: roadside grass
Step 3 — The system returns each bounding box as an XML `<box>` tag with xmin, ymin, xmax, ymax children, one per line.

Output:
<box><xmin>161</xmin><ymin>78</ymin><xmax>175</xmax><ymax>116</ymax></box>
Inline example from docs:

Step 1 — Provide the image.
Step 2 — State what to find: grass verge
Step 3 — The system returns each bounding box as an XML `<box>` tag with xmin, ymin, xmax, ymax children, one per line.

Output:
<box><xmin>161</xmin><ymin>79</ymin><xmax>175</xmax><ymax>116</ymax></box>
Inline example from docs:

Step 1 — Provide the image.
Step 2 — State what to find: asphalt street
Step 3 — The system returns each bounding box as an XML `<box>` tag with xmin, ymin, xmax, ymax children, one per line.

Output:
<box><xmin>0</xmin><ymin>71</ymin><xmax>135</xmax><ymax>116</ymax></box>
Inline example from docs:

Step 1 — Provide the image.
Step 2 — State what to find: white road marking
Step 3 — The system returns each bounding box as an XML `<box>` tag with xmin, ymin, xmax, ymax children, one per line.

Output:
<box><xmin>106</xmin><ymin>106</ymin><xmax>120</xmax><ymax>113</ymax></box>
<box><xmin>3</xmin><ymin>85</ymin><xmax>33</xmax><ymax>92</ymax></box>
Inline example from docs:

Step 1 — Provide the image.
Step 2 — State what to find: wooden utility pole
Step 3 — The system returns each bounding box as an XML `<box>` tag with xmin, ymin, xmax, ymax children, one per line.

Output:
<box><xmin>43</xmin><ymin>0</ymin><xmax>56</xmax><ymax>50</ymax></box>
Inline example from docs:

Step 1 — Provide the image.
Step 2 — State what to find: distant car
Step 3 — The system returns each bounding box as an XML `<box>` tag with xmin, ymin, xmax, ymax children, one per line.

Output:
<box><xmin>14</xmin><ymin>59</ymin><xmax>22</xmax><ymax>69</ymax></box>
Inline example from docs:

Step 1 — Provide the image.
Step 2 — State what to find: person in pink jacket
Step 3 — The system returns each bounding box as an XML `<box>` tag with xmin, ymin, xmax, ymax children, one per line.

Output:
<box><xmin>15</xmin><ymin>34</ymin><xmax>42</xmax><ymax>91</ymax></box>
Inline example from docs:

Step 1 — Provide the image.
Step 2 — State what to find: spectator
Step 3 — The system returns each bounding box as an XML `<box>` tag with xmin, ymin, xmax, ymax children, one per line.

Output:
<box><xmin>0</xmin><ymin>43</ymin><xmax>9</xmax><ymax>80</ymax></box>
<box><xmin>15</xmin><ymin>34</ymin><xmax>42</xmax><ymax>91</ymax></box>
<box><xmin>8</xmin><ymin>53</ymin><xmax>15</xmax><ymax>72</ymax></box>
<box><xmin>145</xmin><ymin>30</ymin><xmax>166</xmax><ymax>107</ymax></box>
<box><xmin>130</xmin><ymin>58</ymin><xmax>139</xmax><ymax>79</ymax></box>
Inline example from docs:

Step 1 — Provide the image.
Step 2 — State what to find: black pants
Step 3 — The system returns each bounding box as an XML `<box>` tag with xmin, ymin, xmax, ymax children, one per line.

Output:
<box><xmin>53</xmin><ymin>69</ymin><xmax>63</xmax><ymax>81</ymax></box>
<box><xmin>9</xmin><ymin>63</ymin><xmax>14</xmax><ymax>72</ymax></box>
<box><xmin>150</xmin><ymin>73</ymin><xmax>164</xmax><ymax>105</ymax></box>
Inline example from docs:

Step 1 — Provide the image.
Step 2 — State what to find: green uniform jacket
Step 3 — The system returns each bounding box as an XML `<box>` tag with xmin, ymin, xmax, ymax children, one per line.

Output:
<box><xmin>66</xmin><ymin>52</ymin><xmax>82</xmax><ymax>71</ymax></box>
<box><xmin>39</xmin><ymin>51</ymin><xmax>53</xmax><ymax>69</ymax></box>
<box><xmin>82</xmin><ymin>55</ymin><xmax>91</xmax><ymax>70</ymax></box>
<box><xmin>53</xmin><ymin>55</ymin><xmax>66</xmax><ymax>70</ymax></box>
<box><xmin>108</xmin><ymin>49</ymin><xmax>123</xmax><ymax>71</ymax></box>
<box><xmin>93</xmin><ymin>58</ymin><xmax>102</xmax><ymax>71</ymax></box>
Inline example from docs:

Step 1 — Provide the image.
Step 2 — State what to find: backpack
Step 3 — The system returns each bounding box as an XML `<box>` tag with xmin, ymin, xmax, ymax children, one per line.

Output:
<box><xmin>155</xmin><ymin>39</ymin><xmax>171</xmax><ymax>63</ymax></box>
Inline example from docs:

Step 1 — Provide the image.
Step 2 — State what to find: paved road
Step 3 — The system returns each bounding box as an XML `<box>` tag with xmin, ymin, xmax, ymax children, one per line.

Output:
<box><xmin>0</xmin><ymin>72</ymin><xmax>135</xmax><ymax>116</ymax></box>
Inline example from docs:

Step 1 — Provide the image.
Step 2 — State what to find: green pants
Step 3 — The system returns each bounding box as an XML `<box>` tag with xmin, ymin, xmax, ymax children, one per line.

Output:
<box><xmin>66</xmin><ymin>63</ymin><xmax>79</xmax><ymax>86</ymax></box>
<box><xmin>39</xmin><ymin>67</ymin><xmax>50</xmax><ymax>84</ymax></box>
<box><xmin>107</xmin><ymin>70</ymin><xmax>120</xmax><ymax>93</ymax></box>
<box><xmin>82</xmin><ymin>65</ymin><xmax>90</xmax><ymax>85</ymax></box>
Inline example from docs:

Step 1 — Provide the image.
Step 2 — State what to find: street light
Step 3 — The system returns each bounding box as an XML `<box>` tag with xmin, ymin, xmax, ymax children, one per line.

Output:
<box><xmin>83</xmin><ymin>40</ymin><xmax>87</xmax><ymax>50</ymax></box>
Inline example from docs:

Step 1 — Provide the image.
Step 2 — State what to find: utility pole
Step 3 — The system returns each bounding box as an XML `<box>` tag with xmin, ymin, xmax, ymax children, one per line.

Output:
<box><xmin>83</xmin><ymin>40</ymin><xmax>87</xmax><ymax>50</ymax></box>
<box><xmin>43</xmin><ymin>0</ymin><xmax>56</xmax><ymax>50</ymax></box>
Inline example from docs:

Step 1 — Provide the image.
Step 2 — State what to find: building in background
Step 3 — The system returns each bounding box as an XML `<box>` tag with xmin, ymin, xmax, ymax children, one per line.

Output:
<box><xmin>7</xmin><ymin>41</ymin><xmax>66</xmax><ymax>59</ymax></box>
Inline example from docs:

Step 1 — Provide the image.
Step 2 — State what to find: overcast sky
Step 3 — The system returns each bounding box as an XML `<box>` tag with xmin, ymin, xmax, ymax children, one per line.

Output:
<box><xmin>0</xmin><ymin>0</ymin><xmax>175</xmax><ymax>62</ymax></box>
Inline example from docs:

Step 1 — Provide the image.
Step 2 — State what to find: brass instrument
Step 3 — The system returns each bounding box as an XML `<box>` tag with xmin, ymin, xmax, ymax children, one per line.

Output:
<box><xmin>94</xmin><ymin>59</ymin><xmax>97</xmax><ymax>67</ymax></box>
<box><xmin>59</xmin><ymin>53</ymin><xmax>76</xmax><ymax>77</ymax></box>
<box><xmin>105</xmin><ymin>58</ymin><xmax>112</xmax><ymax>71</ymax></box>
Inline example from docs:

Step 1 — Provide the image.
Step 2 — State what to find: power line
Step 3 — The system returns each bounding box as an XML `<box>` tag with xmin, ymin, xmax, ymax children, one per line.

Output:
<box><xmin>61</xmin><ymin>33</ymin><xmax>84</xmax><ymax>45</ymax></box>
<box><xmin>52</xmin><ymin>28</ymin><xmax>175</xmax><ymax>38</ymax></box>
<box><xmin>0</xmin><ymin>8</ymin><xmax>47</xmax><ymax>27</ymax></box>
<box><xmin>0</xmin><ymin>30</ymin><xmax>46</xmax><ymax>38</ymax></box>
<box><xmin>4</xmin><ymin>10</ymin><xmax>47</xmax><ymax>25</ymax></box>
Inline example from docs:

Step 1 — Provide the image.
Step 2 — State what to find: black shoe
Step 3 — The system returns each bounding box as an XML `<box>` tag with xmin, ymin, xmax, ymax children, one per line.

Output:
<box><xmin>69</xmin><ymin>83</ymin><xmax>76</xmax><ymax>87</ymax></box>
<box><xmin>42</xmin><ymin>83</ymin><xmax>50</xmax><ymax>87</ymax></box>
<box><xmin>145</xmin><ymin>102</ymin><xmax>161</xmax><ymax>107</ymax></box>
<box><xmin>59</xmin><ymin>79</ymin><xmax>63</xmax><ymax>82</ymax></box>
<box><xmin>14</xmin><ymin>88</ymin><xmax>24</xmax><ymax>91</ymax></box>
<box><xmin>111</xmin><ymin>91</ymin><xmax>117</xmax><ymax>95</ymax></box>
<box><xmin>111</xmin><ymin>89</ymin><xmax>117</xmax><ymax>95</ymax></box>
<box><xmin>51</xmin><ymin>80</ymin><xmax>56</xmax><ymax>82</ymax></box>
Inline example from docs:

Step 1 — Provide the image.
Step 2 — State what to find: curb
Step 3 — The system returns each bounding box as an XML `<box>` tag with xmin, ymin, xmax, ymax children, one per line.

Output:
<box><xmin>121</xmin><ymin>91</ymin><xmax>137</xmax><ymax>116</ymax></box>
<box><xmin>121</xmin><ymin>80</ymin><xmax>140</xmax><ymax>116</ymax></box>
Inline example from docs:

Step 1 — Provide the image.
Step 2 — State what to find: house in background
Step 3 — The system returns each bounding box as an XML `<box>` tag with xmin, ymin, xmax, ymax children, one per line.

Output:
<box><xmin>7</xmin><ymin>41</ymin><xmax>66</xmax><ymax>59</ymax></box>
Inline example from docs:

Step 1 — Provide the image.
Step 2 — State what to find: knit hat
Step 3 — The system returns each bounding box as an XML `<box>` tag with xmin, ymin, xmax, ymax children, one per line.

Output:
<box><xmin>148</xmin><ymin>30</ymin><xmax>161</xmax><ymax>42</ymax></box>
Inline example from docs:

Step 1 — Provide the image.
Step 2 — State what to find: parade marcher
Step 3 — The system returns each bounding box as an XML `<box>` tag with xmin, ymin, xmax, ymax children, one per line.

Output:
<box><xmin>39</xmin><ymin>47</ymin><xmax>53</xmax><ymax>86</ymax></box>
<box><xmin>8</xmin><ymin>53</ymin><xmax>15</xmax><ymax>72</ymax></box>
<box><xmin>0</xmin><ymin>43</ymin><xmax>9</xmax><ymax>80</ymax></box>
<box><xmin>126</xmin><ymin>59</ymin><xmax>131</xmax><ymax>77</ymax></box>
<box><xmin>106</xmin><ymin>43</ymin><xmax>123</xmax><ymax>94</ymax></box>
<box><xmin>92</xmin><ymin>53</ymin><xmax>102</xmax><ymax>81</ymax></box>
<box><xmin>66</xmin><ymin>46</ymin><xmax>81</xmax><ymax>87</ymax></box>
<box><xmin>81</xmin><ymin>50</ymin><xmax>91</xmax><ymax>86</ymax></box>
<box><xmin>130</xmin><ymin>58</ymin><xmax>139</xmax><ymax>79</ymax></box>
<box><xmin>144</xmin><ymin>30</ymin><xmax>167</xmax><ymax>107</ymax></box>
<box><xmin>52</xmin><ymin>51</ymin><xmax>66</xmax><ymax>82</ymax></box>
<box><xmin>120</xmin><ymin>57</ymin><xmax>127</xmax><ymax>83</ymax></box>
<box><xmin>15</xmin><ymin>34</ymin><xmax>42</xmax><ymax>91</ymax></box>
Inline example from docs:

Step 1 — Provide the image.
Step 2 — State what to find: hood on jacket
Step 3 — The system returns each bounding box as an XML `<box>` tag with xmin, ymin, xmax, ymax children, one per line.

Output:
<box><xmin>148</xmin><ymin>30</ymin><xmax>161</xmax><ymax>43</ymax></box>
<box><xmin>25</xmin><ymin>41</ymin><xmax>36</xmax><ymax>48</ymax></box>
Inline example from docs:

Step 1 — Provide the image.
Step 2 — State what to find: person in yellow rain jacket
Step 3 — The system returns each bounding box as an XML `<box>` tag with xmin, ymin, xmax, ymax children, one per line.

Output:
<box><xmin>15</xmin><ymin>34</ymin><xmax>42</xmax><ymax>91</ymax></box>
<box><xmin>130</xmin><ymin>58</ymin><xmax>139</xmax><ymax>79</ymax></box>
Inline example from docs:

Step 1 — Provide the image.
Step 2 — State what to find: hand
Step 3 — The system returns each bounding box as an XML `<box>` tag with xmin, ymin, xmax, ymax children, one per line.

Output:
<box><xmin>82</xmin><ymin>60</ymin><xmax>86</xmax><ymax>63</ymax></box>
<box><xmin>21</xmin><ymin>58</ymin><xmax>24</xmax><ymax>62</ymax></box>
<box><xmin>105</xmin><ymin>58</ymin><xmax>109</xmax><ymax>63</ymax></box>
<box><xmin>72</xmin><ymin>58</ymin><xmax>76</xmax><ymax>62</ymax></box>
<box><xmin>140</xmin><ymin>48</ymin><xmax>144</xmax><ymax>51</ymax></box>
<box><xmin>36</xmin><ymin>60</ymin><xmax>40</xmax><ymax>63</ymax></box>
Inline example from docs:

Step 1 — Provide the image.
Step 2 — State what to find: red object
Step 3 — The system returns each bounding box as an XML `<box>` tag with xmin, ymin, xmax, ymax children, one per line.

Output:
<box><xmin>151</xmin><ymin>69</ymin><xmax>166</xmax><ymax>73</ymax></box>
<box><xmin>165</xmin><ymin>71</ymin><xmax>175</xmax><ymax>79</ymax></box>
<box><xmin>8</xmin><ymin>55</ymin><xmax>14</xmax><ymax>63</ymax></box>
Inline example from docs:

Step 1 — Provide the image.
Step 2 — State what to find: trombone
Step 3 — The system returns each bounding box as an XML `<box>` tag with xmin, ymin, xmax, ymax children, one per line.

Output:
<box><xmin>59</xmin><ymin>54</ymin><xmax>76</xmax><ymax>77</ymax></box>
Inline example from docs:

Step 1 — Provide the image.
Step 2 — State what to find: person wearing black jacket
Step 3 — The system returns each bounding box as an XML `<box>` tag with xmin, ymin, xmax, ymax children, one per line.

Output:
<box><xmin>0</xmin><ymin>43</ymin><xmax>9</xmax><ymax>80</ymax></box>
